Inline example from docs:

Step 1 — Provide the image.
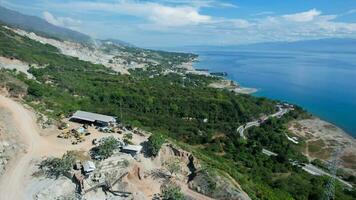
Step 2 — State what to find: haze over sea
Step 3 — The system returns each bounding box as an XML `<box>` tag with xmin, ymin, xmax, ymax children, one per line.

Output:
<box><xmin>190</xmin><ymin>48</ymin><xmax>356</xmax><ymax>137</ymax></box>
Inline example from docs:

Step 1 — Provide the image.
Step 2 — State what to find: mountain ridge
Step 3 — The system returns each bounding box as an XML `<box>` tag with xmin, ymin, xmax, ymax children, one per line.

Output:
<box><xmin>0</xmin><ymin>5</ymin><xmax>91</xmax><ymax>43</ymax></box>
<box><xmin>169</xmin><ymin>38</ymin><xmax>356</xmax><ymax>53</ymax></box>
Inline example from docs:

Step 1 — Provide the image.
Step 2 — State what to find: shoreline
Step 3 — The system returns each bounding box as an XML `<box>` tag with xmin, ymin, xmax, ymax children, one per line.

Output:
<box><xmin>184</xmin><ymin>55</ymin><xmax>355</xmax><ymax>175</ymax></box>
<box><xmin>179</xmin><ymin>59</ymin><xmax>258</xmax><ymax>95</ymax></box>
<box><xmin>289</xmin><ymin>117</ymin><xmax>356</xmax><ymax>175</ymax></box>
<box><xmin>187</xmin><ymin>54</ymin><xmax>355</xmax><ymax>139</ymax></box>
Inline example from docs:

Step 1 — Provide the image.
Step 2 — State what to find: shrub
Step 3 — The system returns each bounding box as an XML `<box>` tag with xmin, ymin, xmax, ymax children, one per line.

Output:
<box><xmin>123</xmin><ymin>133</ymin><xmax>133</xmax><ymax>144</ymax></box>
<box><xmin>162</xmin><ymin>184</ymin><xmax>185</xmax><ymax>200</ymax></box>
<box><xmin>147</xmin><ymin>133</ymin><xmax>165</xmax><ymax>157</ymax></box>
<box><xmin>91</xmin><ymin>136</ymin><xmax>119</xmax><ymax>159</ymax></box>
<box><xmin>39</xmin><ymin>151</ymin><xmax>76</xmax><ymax>178</ymax></box>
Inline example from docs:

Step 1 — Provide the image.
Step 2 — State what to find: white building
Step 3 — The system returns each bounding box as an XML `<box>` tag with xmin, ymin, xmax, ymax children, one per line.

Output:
<box><xmin>70</xmin><ymin>110</ymin><xmax>116</xmax><ymax>126</ymax></box>
<box><xmin>121</xmin><ymin>145</ymin><xmax>143</xmax><ymax>156</ymax></box>
<box><xmin>83</xmin><ymin>161</ymin><xmax>96</xmax><ymax>173</ymax></box>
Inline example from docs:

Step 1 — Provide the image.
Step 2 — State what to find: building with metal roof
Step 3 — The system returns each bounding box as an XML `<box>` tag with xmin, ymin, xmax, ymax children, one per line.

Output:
<box><xmin>121</xmin><ymin>145</ymin><xmax>143</xmax><ymax>156</ymax></box>
<box><xmin>70</xmin><ymin>110</ymin><xmax>116</xmax><ymax>126</ymax></box>
<box><xmin>83</xmin><ymin>160</ymin><xmax>96</xmax><ymax>174</ymax></box>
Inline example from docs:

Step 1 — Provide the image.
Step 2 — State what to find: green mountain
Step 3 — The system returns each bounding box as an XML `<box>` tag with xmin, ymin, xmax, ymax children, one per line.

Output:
<box><xmin>0</xmin><ymin>5</ymin><xmax>91</xmax><ymax>43</ymax></box>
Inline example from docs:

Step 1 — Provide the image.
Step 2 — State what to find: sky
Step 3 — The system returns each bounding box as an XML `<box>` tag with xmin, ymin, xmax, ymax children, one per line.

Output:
<box><xmin>1</xmin><ymin>0</ymin><xmax>356</xmax><ymax>47</ymax></box>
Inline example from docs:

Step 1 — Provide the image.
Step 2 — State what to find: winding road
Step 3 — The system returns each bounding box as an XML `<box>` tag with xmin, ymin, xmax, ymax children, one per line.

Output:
<box><xmin>237</xmin><ymin>105</ymin><xmax>291</xmax><ymax>139</ymax></box>
<box><xmin>236</xmin><ymin>103</ymin><xmax>353</xmax><ymax>189</ymax></box>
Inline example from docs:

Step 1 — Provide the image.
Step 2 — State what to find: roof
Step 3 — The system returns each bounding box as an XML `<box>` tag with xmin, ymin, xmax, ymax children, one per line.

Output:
<box><xmin>122</xmin><ymin>145</ymin><xmax>143</xmax><ymax>152</ymax></box>
<box><xmin>70</xmin><ymin>110</ymin><xmax>116</xmax><ymax>123</ymax></box>
<box><xmin>83</xmin><ymin>161</ymin><xmax>96</xmax><ymax>172</ymax></box>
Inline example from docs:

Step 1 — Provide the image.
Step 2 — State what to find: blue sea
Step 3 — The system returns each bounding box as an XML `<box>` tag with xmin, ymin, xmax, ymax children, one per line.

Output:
<box><xmin>192</xmin><ymin>50</ymin><xmax>356</xmax><ymax>137</ymax></box>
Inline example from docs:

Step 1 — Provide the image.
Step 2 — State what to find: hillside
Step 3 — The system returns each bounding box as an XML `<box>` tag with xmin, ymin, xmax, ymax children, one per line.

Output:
<box><xmin>0</xmin><ymin>25</ymin><xmax>355</xmax><ymax>199</ymax></box>
<box><xmin>0</xmin><ymin>5</ymin><xmax>91</xmax><ymax>43</ymax></box>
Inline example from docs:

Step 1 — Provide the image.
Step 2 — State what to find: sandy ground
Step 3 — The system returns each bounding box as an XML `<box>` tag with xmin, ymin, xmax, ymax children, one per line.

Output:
<box><xmin>0</xmin><ymin>56</ymin><xmax>33</xmax><ymax>78</ymax></box>
<box><xmin>289</xmin><ymin>118</ymin><xmax>356</xmax><ymax>175</ymax></box>
<box><xmin>0</xmin><ymin>95</ymin><xmax>102</xmax><ymax>199</ymax></box>
<box><xmin>0</xmin><ymin>95</ymin><xmax>66</xmax><ymax>199</ymax></box>
<box><xmin>0</xmin><ymin>95</ymin><xmax>218</xmax><ymax>200</ymax></box>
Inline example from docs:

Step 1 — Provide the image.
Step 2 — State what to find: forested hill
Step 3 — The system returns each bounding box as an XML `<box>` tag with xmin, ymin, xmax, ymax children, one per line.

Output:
<box><xmin>0</xmin><ymin>5</ymin><xmax>91</xmax><ymax>43</ymax></box>
<box><xmin>1</xmin><ymin>25</ymin><xmax>355</xmax><ymax>200</ymax></box>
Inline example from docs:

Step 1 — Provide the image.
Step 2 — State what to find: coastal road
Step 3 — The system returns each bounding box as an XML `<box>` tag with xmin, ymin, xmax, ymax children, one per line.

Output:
<box><xmin>236</xmin><ymin>104</ymin><xmax>353</xmax><ymax>189</ymax></box>
<box><xmin>302</xmin><ymin>164</ymin><xmax>353</xmax><ymax>188</ymax></box>
<box><xmin>261</xmin><ymin>148</ymin><xmax>353</xmax><ymax>188</ymax></box>
<box><xmin>237</xmin><ymin>106</ymin><xmax>291</xmax><ymax>139</ymax></box>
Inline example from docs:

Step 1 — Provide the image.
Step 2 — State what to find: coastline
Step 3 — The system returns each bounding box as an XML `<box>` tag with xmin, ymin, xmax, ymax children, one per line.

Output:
<box><xmin>178</xmin><ymin>59</ymin><xmax>258</xmax><ymax>95</ymax></box>
<box><xmin>289</xmin><ymin>118</ymin><xmax>356</xmax><ymax>175</ymax></box>
<box><xmin>208</xmin><ymin>79</ymin><xmax>257</xmax><ymax>94</ymax></box>
<box><xmin>183</xmin><ymin>56</ymin><xmax>355</xmax><ymax>175</ymax></box>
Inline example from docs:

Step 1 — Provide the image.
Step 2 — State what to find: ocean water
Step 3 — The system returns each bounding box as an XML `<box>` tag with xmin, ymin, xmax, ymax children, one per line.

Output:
<box><xmin>193</xmin><ymin>50</ymin><xmax>356</xmax><ymax>137</ymax></box>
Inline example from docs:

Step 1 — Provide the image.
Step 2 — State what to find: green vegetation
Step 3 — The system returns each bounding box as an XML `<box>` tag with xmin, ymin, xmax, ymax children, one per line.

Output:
<box><xmin>39</xmin><ymin>151</ymin><xmax>76</xmax><ymax>178</ymax></box>
<box><xmin>123</xmin><ymin>133</ymin><xmax>133</xmax><ymax>144</ymax></box>
<box><xmin>162</xmin><ymin>184</ymin><xmax>185</xmax><ymax>200</ymax></box>
<box><xmin>165</xmin><ymin>158</ymin><xmax>181</xmax><ymax>176</ymax></box>
<box><xmin>1</xmin><ymin>26</ymin><xmax>355</xmax><ymax>199</ymax></box>
<box><xmin>147</xmin><ymin>133</ymin><xmax>166</xmax><ymax>157</ymax></box>
<box><xmin>91</xmin><ymin>137</ymin><xmax>119</xmax><ymax>160</ymax></box>
<box><xmin>0</xmin><ymin>69</ymin><xmax>27</xmax><ymax>97</ymax></box>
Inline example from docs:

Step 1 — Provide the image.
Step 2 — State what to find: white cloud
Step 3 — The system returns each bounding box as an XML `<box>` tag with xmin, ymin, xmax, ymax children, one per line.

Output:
<box><xmin>346</xmin><ymin>9</ymin><xmax>356</xmax><ymax>15</ymax></box>
<box><xmin>40</xmin><ymin>1</ymin><xmax>356</xmax><ymax>45</ymax></box>
<box><xmin>43</xmin><ymin>11</ymin><xmax>81</xmax><ymax>30</ymax></box>
<box><xmin>154</xmin><ymin>0</ymin><xmax>238</xmax><ymax>8</ymax></box>
<box><xmin>56</xmin><ymin>0</ymin><xmax>212</xmax><ymax>27</ymax></box>
<box><xmin>283</xmin><ymin>9</ymin><xmax>321</xmax><ymax>22</ymax></box>
<box><xmin>253</xmin><ymin>11</ymin><xmax>275</xmax><ymax>16</ymax></box>
<box><xmin>146</xmin><ymin>4</ymin><xmax>212</xmax><ymax>26</ymax></box>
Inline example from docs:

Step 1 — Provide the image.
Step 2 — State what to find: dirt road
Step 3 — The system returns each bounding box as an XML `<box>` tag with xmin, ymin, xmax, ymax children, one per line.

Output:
<box><xmin>0</xmin><ymin>95</ymin><xmax>230</xmax><ymax>199</ymax></box>
<box><xmin>0</xmin><ymin>95</ymin><xmax>67</xmax><ymax>200</ymax></box>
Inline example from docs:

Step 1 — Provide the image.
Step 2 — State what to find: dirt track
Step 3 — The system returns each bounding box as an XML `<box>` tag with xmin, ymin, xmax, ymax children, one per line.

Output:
<box><xmin>0</xmin><ymin>95</ymin><xmax>68</xmax><ymax>200</ymax></box>
<box><xmin>0</xmin><ymin>95</ymin><xmax>220</xmax><ymax>200</ymax></box>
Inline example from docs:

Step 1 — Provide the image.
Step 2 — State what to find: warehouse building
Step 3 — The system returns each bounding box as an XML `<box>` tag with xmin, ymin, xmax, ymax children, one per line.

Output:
<box><xmin>70</xmin><ymin>110</ymin><xmax>116</xmax><ymax>127</ymax></box>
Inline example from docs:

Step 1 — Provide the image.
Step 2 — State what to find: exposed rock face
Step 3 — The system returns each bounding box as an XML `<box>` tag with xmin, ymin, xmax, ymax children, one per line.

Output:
<box><xmin>0</xmin><ymin>108</ymin><xmax>23</xmax><ymax>176</ymax></box>
<box><xmin>156</xmin><ymin>144</ymin><xmax>250</xmax><ymax>200</ymax></box>
<box><xmin>188</xmin><ymin>170</ymin><xmax>251</xmax><ymax>200</ymax></box>
<box><xmin>155</xmin><ymin>144</ymin><xmax>201</xmax><ymax>178</ymax></box>
<box><xmin>0</xmin><ymin>56</ymin><xmax>33</xmax><ymax>79</ymax></box>
<box><xmin>34</xmin><ymin>177</ymin><xmax>76</xmax><ymax>200</ymax></box>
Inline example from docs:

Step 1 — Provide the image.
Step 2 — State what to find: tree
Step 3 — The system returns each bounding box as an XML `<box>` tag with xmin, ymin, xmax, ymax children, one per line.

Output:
<box><xmin>147</xmin><ymin>133</ymin><xmax>165</xmax><ymax>157</ymax></box>
<box><xmin>39</xmin><ymin>151</ymin><xmax>76</xmax><ymax>178</ymax></box>
<box><xmin>162</xmin><ymin>184</ymin><xmax>185</xmax><ymax>200</ymax></box>
<box><xmin>91</xmin><ymin>136</ymin><xmax>119</xmax><ymax>159</ymax></box>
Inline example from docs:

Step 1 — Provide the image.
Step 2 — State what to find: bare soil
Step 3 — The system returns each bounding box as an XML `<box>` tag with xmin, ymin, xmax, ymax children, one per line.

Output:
<box><xmin>289</xmin><ymin>118</ymin><xmax>356</xmax><ymax>175</ymax></box>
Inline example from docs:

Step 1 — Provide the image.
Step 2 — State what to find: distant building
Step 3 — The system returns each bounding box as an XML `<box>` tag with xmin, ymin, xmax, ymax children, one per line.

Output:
<box><xmin>121</xmin><ymin>145</ymin><xmax>143</xmax><ymax>156</ymax></box>
<box><xmin>83</xmin><ymin>161</ymin><xmax>96</xmax><ymax>174</ymax></box>
<box><xmin>70</xmin><ymin>110</ymin><xmax>116</xmax><ymax>126</ymax></box>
